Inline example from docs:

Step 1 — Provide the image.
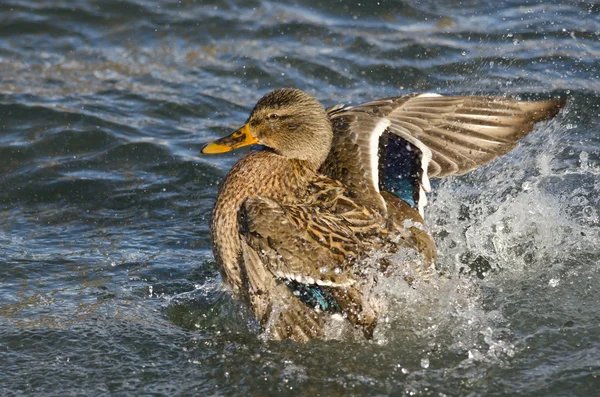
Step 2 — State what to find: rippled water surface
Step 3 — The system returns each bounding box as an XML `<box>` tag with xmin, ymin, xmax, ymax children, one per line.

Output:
<box><xmin>1</xmin><ymin>0</ymin><xmax>599</xmax><ymax>395</ymax></box>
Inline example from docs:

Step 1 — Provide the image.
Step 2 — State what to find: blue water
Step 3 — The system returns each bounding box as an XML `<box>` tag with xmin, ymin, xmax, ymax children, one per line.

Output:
<box><xmin>1</xmin><ymin>0</ymin><xmax>599</xmax><ymax>395</ymax></box>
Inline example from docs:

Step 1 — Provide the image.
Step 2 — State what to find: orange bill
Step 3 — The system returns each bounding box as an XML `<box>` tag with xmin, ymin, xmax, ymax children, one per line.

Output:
<box><xmin>201</xmin><ymin>123</ymin><xmax>259</xmax><ymax>154</ymax></box>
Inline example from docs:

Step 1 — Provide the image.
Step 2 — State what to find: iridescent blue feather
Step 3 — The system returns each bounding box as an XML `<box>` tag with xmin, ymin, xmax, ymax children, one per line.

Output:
<box><xmin>286</xmin><ymin>281</ymin><xmax>341</xmax><ymax>312</ymax></box>
<box><xmin>378</xmin><ymin>131</ymin><xmax>423</xmax><ymax>208</ymax></box>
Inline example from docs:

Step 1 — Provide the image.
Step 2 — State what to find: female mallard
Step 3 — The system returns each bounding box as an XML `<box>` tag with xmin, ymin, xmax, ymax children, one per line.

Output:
<box><xmin>202</xmin><ymin>88</ymin><xmax>564</xmax><ymax>342</ymax></box>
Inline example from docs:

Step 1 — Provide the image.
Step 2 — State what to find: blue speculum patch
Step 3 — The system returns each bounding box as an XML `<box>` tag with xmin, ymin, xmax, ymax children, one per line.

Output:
<box><xmin>378</xmin><ymin>131</ymin><xmax>422</xmax><ymax>208</ymax></box>
<box><xmin>287</xmin><ymin>281</ymin><xmax>342</xmax><ymax>312</ymax></box>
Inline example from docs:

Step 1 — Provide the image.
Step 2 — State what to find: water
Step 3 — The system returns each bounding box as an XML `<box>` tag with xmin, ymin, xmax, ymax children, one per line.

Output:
<box><xmin>1</xmin><ymin>0</ymin><xmax>599</xmax><ymax>395</ymax></box>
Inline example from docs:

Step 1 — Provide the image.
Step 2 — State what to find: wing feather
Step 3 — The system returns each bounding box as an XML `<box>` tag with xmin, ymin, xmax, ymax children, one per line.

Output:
<box><xmin>323</xmin><ymin>94</ymin><xmax>565</xmax><ymax>213</ymax></box>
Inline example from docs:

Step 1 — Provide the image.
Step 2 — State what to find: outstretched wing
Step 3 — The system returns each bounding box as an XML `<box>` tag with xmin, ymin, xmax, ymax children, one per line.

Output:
<box><xmin>322</xmin><ymin>94</ymin><xmax>566</xmax><ymax>215</ymax></box>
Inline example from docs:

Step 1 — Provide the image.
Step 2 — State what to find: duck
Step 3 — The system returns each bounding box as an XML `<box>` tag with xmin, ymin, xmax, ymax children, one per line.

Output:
<box><xmin>201</xmin><ymin>88</ymin><xmax>565</xmax><ymax>342</ymax></box>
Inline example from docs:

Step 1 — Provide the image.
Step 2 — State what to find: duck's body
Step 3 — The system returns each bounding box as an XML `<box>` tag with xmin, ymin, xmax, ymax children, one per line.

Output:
<box><xmin>202</xmin><ymin>88</ymin><xmax>565</xmax><ymax>341</ymax></box>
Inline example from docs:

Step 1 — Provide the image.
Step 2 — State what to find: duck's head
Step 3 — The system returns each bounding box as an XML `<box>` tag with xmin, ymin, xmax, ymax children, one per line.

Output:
<box><xmin>202</xmin><ymin>88</ymin><xmax>333</xmax><ymax>170</ymax></box>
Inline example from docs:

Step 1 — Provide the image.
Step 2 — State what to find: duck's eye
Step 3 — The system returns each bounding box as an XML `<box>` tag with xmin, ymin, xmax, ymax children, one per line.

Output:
<box><xmin>268</xmin><ymin>113</ymin><xmax>279</xmax><ymax>120</ymax></box>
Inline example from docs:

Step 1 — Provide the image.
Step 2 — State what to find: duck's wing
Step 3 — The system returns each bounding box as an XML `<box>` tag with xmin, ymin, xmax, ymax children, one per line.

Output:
<box><xmin>240</xmin><ymin>240</ymin><xmax>324</xmax><ymax>341</ymax></box>
<box><xmin>240</xmin><ymin>195</ymin><xmax>372</xmax><ymax>287</ymax></box>
<box><xmin>323</xmin><ymin>95</ymin><xmax>566</xmax><ymax>215</ymax></box>
<box><xmin>239</xmin><ymin>194</ymin><xmax>382</xmax><ymax>338</ymax></box>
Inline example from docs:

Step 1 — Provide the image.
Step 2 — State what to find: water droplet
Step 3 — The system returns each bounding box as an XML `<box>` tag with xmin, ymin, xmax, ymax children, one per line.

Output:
<box><xmin>571</xmin><ymin>195</ymin><xmax>587</xmax><ymax>206</ymax></box>
<box><xmin>582</xmin><ymin>206</ymin><xmax>596</xmax><ymax>220</ymax></box>
<box><xmin>420</xmin><ymin>357</ymin><xmax>430</xmax><ymax>369</ymax></box>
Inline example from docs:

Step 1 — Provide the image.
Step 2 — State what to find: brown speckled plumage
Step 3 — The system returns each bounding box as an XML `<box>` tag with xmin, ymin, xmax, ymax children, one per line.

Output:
<box><xmin>211</xmin><ymin>151</ymin><xmax>316</xmax><ymax>294</ymax></box>
<box><xmin>202</xmin><ymin>88</ymin><xmax>565</xmax><ymax>341</ymax></box>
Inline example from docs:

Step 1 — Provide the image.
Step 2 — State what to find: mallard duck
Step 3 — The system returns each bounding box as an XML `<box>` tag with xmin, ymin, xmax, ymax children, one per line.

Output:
<box><xmin>201</xmin><ymin>88</ymin><xmax>565</xmax><ymax>342</ymax></box>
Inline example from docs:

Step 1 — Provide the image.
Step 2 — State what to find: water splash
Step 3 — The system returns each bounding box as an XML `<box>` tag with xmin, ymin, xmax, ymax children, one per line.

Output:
<box><xmin>313</xmin><ymin>109</ymin><xmax>600</xmax><ymax>376</ymax></box>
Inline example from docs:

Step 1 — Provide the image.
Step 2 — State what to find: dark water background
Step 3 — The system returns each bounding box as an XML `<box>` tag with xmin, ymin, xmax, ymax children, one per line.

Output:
<box><xmin>1</xmin><ymin>0</ymin><xmax>599</xmax><ymax>395</ymax></box>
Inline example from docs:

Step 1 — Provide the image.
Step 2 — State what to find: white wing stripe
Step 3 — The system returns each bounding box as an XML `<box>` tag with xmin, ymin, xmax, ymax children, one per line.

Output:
<box><xmin>369</xmin><ymin>118</ymin><xmax>391</xmax><ymax>195</ymax></box>
<box><xmin>415</xmin><ymin>93</ymin><xmax>443</xmax><ymax>98</ymax></box>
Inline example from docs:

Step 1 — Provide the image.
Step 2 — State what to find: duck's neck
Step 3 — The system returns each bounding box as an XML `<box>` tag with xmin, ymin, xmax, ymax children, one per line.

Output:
<box><xmin>281</xmin><ymin>130</ymin><xmax>332</xmax><ymax>171</ymax></box>
<box><xmin>210</xmin><ymin>150</ymin><xmax>316</xmax><ymax>294</ymax></box>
